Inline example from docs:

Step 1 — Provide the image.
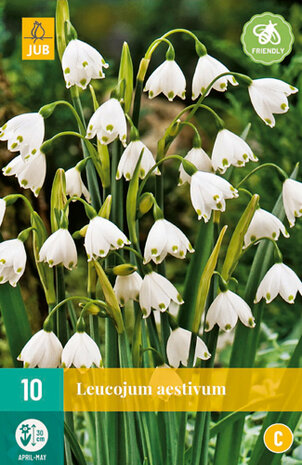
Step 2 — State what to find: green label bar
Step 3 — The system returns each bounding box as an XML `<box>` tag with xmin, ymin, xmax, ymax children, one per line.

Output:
<box><xmin>0</xmin><ymin>369</ymin><xmax>63</xmax><ymax>412</ymax></box>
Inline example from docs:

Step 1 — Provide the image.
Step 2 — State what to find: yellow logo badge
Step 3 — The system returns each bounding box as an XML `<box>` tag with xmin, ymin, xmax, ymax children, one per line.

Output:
<box><xmin>22</xmin><ymin>17</ymin><xmax>55</xmax><ymax>60</ymax></box>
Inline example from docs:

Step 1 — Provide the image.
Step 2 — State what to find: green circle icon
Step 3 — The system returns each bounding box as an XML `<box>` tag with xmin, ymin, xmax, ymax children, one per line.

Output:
<box><xmin>241</xmin><ymin>12</ymin><xmax>294</xmax><ymax>65</ymax></box>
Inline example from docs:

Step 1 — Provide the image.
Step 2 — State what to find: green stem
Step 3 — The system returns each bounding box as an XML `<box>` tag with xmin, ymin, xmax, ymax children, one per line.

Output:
<box><xmin>55</xmin><ymin>265</ymin><xmax>68</xmax><ymax>345</ymax></box>
<box><xmin>71</xmin><ymin>88</ymin><xmax>102</xmax><ymax>210</ymax></box>
<box><xmin>236</xmin><ymin>163</ymin><xmax>288</xmax><ymax>188</ymax></box>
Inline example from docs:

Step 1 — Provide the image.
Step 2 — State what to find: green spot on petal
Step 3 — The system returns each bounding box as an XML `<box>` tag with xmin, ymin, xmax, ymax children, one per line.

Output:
<box><xmin>106</xmin><ymin>124</ymin><xmax>113</xmax><ymax>131</ymax></box>
<box><xmin>17</xmin><ymin>135</ymin><xmax>23</xmax><ymax>142</ymax></box>
<box><xmin>82</xmin><ymin>61</ymin><xmax>88</xmax><ymax>68</ymax></box>
<box><xmin>149</xmin><ymin>91</ymin><xmax>154</xmax><ymax>97</ymax></box>
<box><xmin>11</xmin><ymin>142</ymin><xmax>17</xmax><ymax>149</ymax></box>
<box><xmin>216</xmin><ymin>202</ymin><xmax>222</xmax><ymax>209</ymax></box>
<box><xmin>177</xmin><ymin>293</ymin><xmax>183</xmax><ymax>303</ymax></box>
<box><xmin>205</xmin><ymin>321</ymin><xmax>209</xmax><ymax>330</ymax></box>
<box><xmin>265</xmin><ymin>118</ymin><xmax>272</xmax><ymax>125</ymax></box>
<box><xmin>272</xmin><ymin>232</ymin><xmax>277</xmax><ymax>239</ymax></box>
<box><xmin>32</xmin><ymin>149</ymin><xmax>37</xmax><ymax>155</ymax></box>
<box><xmin>243</xmin><ymin>154</ymin><xmax>248</xmax><ymax>160</ymax></box>
<box><xmin>99</xmin><ymin>249</ymin><xmax>105</xmax><ymax>255</ymax></box>
<box><xmin>151</xmin><ymin>248</ymin><xmax>158</xmax><ymax>255</ymax></box>
<box><xmin>168</xmin><ymin>91</ymin><xmax>174</xmax><ymax>100</ymax></box>
<box><xmin>220</xmin><ymin>83</ymin><xmax>226</xmax><ymax>89</ymax></box>
<box><xmin>222</xmin><ymin>158</ymin><xmax>228</xmax><ymax>166</ymax></box>
<box><xmin>64</xmin><ymin>67</ymin><xmax>70</xmax><ymax>74</ymax></box>
<box><xmin>17</xmin><ymin>267</ymin><xmax>22</xmax><ymax>273</ymax></box>
<box><xmin>117</xmin><ymin>239</ymin><xmax>124</xmax><ymax>246</ymax></box>
<box><xmin>68</xmin><ymin>262</ymin><xmax>74</xmax><ymax>268</ymax></box>
<box><xmin>248</xmin><ymin>318</ymin><xmax>255</xmax><ymax>327</ymax></box>
<box><xmin>102</xmin><ymin>136</ymin><xmax>108</xmax><ymax>143</ymax></box>
<box><xmin>225</xmin><ymin>324</ymin><xmax>231</xmax><ymax>330</ymax></box>
<box><xmin>159</xmin><ymin>303</ymin><xmax>166</xmax><ymax>309</ymax></box>
<box><xmin>125</xmin><ymin>172</ymin><xmax>131</xmax><ymax>180</ymax></box>
<box><xmin>172</xmin><ymin>245</ymin><xmax>178</xmax><ymax>252</ymax></box>
<box><xmin>250</xmin><ymin>235</ymin><xmax>256</xmax><ymax>242</ymax></box>
<box><xmin>288</xmin><ymin>295</ymin><xmax>294</xmax><ymax>301</ymax></box>
<box><xmin>120</xmin><ymin>297</ymin><xmax>125</xmax><ymax>305</ymax></box>
<box><xmin>281</xmin><ymin>103</ymin><xmax>287</xmax><ymax>110</ymax></box>
<box><xmin>266</xmin><ymin>292</ymin><xmax>271</xmax><ymax>300</ymax></box>
<box><xmin>21</xmin><ymin>179</ymin><xmax>28</xmax><ymax>186</ymax></box>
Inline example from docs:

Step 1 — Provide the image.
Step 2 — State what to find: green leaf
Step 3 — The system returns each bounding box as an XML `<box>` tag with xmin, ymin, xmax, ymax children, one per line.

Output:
<box><xmin>179</xmin><ymin>221</ymin><xmax>214</xmax><ymax>330</ymax></box>
<box><xmin>192</xmin><ymin>225</ymin><xmax>227</xmax><ymax>333</ymax></box>
<box><xmin>0</xmin><ymin>282</ymin><xmax>31</xmax><ymax>367</ymax></box>
<box><xmin>64</xmin><ymin>421</ymin><xmax>87</xmax><ymax>465</ymax></box>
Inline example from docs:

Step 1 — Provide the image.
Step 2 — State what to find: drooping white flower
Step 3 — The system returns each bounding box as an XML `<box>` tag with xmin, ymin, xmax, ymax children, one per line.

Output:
<box><xmin>65</xmin><ymin>167</ymin><xmax>91</xmax><ymax>202</ymax></box>
<box><xmin>62</xmin><ymin>331</ymin><xmax>102</xmax><ymax>368</ymax></box>
<box><xmin>39</xmin><ymin>228</ymin><xmax>77</xmax><ymax>270</ymax></box>
<box><xmin>244</xmin><ymin>208</ymin><xmax>289</xmax><ymax>248</ymax></box>
<box><xmin>84</xmin><ymin>216</ymin><xmax>130</xmax><ymax>261</ymax></box>
<box><xmin>0</xmin><ymin>199</ymin><xmax>6</xmax><ymax>227</ymax></box>
<box><xmin>144</xmin><ymin>60</ymin><xmax>186</xmax><ymax>101</ymax></box>
<box><xmin>0</xmin><ymin>112</ymin><xmax>44</xmax><ymax>161</ymax></box>
<box><xmin>2</xmin><ymin>151</ymin><xmax>46</xmax><ymax>197</ymax></box>
<box><xmin>166</xmin><ymin>327</ymin><xmax>210</xmax><ymax>368</ymax></box>
<box><xmin>190</xmin><ymin>171</ymin><xmax>238</xmax><ymax>222</ymax></box>
<box><xmin>192</xmin><ymin>54</ymin><xmax>238</xmax><ymax>99</ymax></box>
<box><xmin>139</xmin><ymin>271</ymin><xmax>184</xmax><ymax>318</ymax></box>
<box><xmin>248</xmin><ymin>78</ymin><xmax>298</xmax><ymax>128</ymax></box>
<box><xmin>282</xmin><ymin>179</ymin><xmax>302</xmax><ymax>228</ymax></box>
<box><xmin>205</xmin><ymin>290</ymin><xmax>255</xmax><ymax>332</ymax></box>
<box><xmin>62</xmin><ymin>39</ymin><xmax>109</xmax><ymax>90</ymax></box>
<box><xmin>212</xmin><ymin>129</ymin><xmax>258</xmax><ymax>174</ymax></box>
<box><xmin>116</xmin><ymin>140</ymin><xmax>160</xmax><ymax>180</ymax></box>
<box><xmin>143</xmin><ymin>219</ymin><xmax>194</xmax><ymax>264</ymax></box>
<box><xmin>178</xmin><ymin>147</ymin><xmax>212</xmax><ymax>185</ymax></box>
<box><xmin>255</xmin><ymin>263</ymin><xmax>302</xmax><ymax>304</ymax></box>
<box><xmin>114</xmin><ymin>272</ymin><xmax>143</xmax><ymax>306</ymax></box>
<box><xmin>0</xmin><ymin>238</ymin><xmax>26</xmax><ymax>287</ymax></box>
<box><xmin>86</xmin><ymin>98</ymin><xmax>127</xmax><ymax>147</ymax></box>
<box><xmin>17</xmin><ymin>329</ymin><xmax>63</xmax><ymax>368</ymax></box>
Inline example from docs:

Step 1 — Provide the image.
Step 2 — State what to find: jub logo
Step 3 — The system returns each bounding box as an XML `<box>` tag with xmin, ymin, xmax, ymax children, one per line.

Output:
<box><xmin>22</xmin><ymin>18</ymin><xmax>55</xmax><ymax>60</ymax></box>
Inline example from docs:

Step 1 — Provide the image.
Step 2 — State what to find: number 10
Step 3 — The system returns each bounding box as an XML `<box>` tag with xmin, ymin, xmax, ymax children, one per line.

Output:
<box><xmin>21</xmin><ymin>378</ymin><xmax>42</xmax><ymax>401</ymax></box>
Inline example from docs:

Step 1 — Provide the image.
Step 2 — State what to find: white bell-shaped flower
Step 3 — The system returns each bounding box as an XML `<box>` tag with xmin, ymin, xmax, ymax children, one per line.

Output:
<box><xmin>65</xmin><ymin>167</ymin><xmax>91</xmax><ymax>202</ymax></box>
<box><xmin>248</xmin><ymin>78</ymin><xmax>298</xmax><ymax>128</ymax></box>
<box><xmin>190</xmin><ymin>171</ymin><xmax>238</xmax><ymax>222</ymax></box>
<box><xmin>144</xmin><ymin>60</ymin><xmax>186</xmax><ymax>101</ymax></box>
<box><xmin>139</xmin><ymin>271</ymin><xmax>184</xmax><ymax>318</ymax></box>
<box><xmin>39</xmin><ymin>228</ymin><xmax>77</xmax><ymax>270</ymax></box>
<box><xmin>179</xmin><ymin>147</ymin><xmax>212</xmax><ymax>185</ymax></box>
<box><xmin>192</xmin><ymin>54</ymin><xmax>237</xmax><ymax>99</ymax></box>
<box><xmin>166</xmin><ymin>327</ymin><xmax>211</xmax><ymax>368</ymax></box>
<box><xmin>84</xmin><ymin>216</ymin><xmax>130</xmax><ymax>261</ymax></box>
<box><xmin>212</xmin><ymin>129</ymin><xmax>257</xmax><ymax>174</ymax></box>
<box><xmin>255</xmin><ymin>263</ymin><xmax>302</xmax><ymax>304</ymax></box>
<box><xmin>0</xmin><ymin>199</ymin><xmax>6</xmax><ymax>227</ymax></box>
<box><xmin>205</xmin><ymin>290</ymin><xmax>255</xmax><ymax>332</ymax></box>
<box><xmin>244</xmin><ymin>208</ymin><xmax>289</xmax><ymax>248</ymax></box>
<box><xmin>2</xmin><ymin>151</ymin><xmax>46</xmax><ymax>197</ymax></box>
<box><xmin>114</xmin><ymin>272</ymin><xmax>143</xmax><ymax>306</ymax></box>
<box><xmin>0</xmin><ymin>112</ymin><xmax>44</xmax><ymax>161</ymax></box>
<box><xmin>282</xmin><ymin>178</ymin><xmax>302</xmax><ymax>228</ymax></box>
<box><xmin>143</xmin><ymin>219</ymin><xmax>194</xmax><ymax>264</ymax></box>
<box><xmin>86</xmin><ymin>98</ymin><xmax>127</xmax><ymax>147</ymax></box>
<box><xmin>17</xmin><ymin>329</ymin><xmax>63</xmax><ymax>368</ymax></box>
<box><xmin>62</xmin><ymin>39</ymin><xmax>109</xmax><ymax>90</ymax></box>
<box><xmin>0</xmin><ymin>238</ymin><xmax>26</xmax><ymax>287</ymax></box>
<box><xmin>62</xmin><ymin>331</ymin><xmax>102</xmax><ymax>368</ymax></box>
<box><xmin>116</xmin><ymin>140</ymin><xmax>160</xmax><ymax>180</ymax></box>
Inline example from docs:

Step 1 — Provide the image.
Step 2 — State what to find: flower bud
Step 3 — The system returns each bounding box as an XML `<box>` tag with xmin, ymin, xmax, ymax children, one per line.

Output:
<box><xmin>138</xmin><ymin>193</ymin><xmax>154</xmax><ymax>217</ymax></box>
<box><xmin>182</xmin><ymin>159</ymin><xmax>198</xmax><ymax>176</ymax></box>
<box><xmin>39</xmin><ymin>102</ymin><xmax>58</xmax><ymax>119</ymax></box>
<box><xmin>195</xmin><ymin>40</ymin><xmax>207</xmax><ymax>57</ymax></box>
<box><xmin>113</xmin><ymin>264</ymin><xmax>137</xmax><ymax>276</ymax></box>
<box><xmin>98</xmin><ymin>195</ymin><xmax>112</xmax><ymax>219</ymax></box>
<box><xmin>118</xmin><ymin>42</ymin><xmax>133</xmax><ymax>113</ymax></box>
<box><xmin>50</xmin><ymin>169</ymin><xmax>68</xmax><ymax>232</ymax></box>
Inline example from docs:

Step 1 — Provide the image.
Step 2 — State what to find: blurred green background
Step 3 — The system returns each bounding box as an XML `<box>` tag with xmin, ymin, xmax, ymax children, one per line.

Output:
<box><xmin>0</xmin><ymin>0</ymin><xmax>301</xmax><ymax>367</ymax></box>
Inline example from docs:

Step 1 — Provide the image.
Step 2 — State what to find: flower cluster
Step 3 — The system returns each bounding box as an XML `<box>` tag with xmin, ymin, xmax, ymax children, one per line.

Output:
<box><xmin>0</xmin><ymin>25</ymin><xmax>301</xmax><ymax>378</ymax></box>
<box><xmin>18</xmin><ymin>329</ymin><xmax>102</xmax><ymax>368</ymax></box>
